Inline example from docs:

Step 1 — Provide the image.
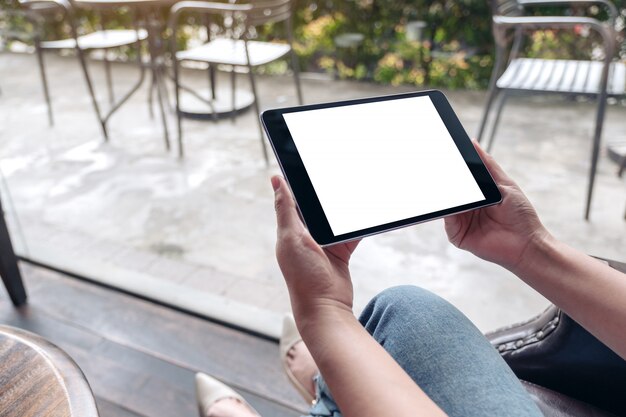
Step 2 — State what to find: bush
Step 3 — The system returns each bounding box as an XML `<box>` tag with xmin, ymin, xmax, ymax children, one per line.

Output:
<box><xmin>291</xmin><ymin>0</ymin><xmax>625</xmax><ymax>89</ymax></box>
<box><xmin>1</xmin><ymin>0</ymin><xmax>624</xmax><ymax>90</ymax></box>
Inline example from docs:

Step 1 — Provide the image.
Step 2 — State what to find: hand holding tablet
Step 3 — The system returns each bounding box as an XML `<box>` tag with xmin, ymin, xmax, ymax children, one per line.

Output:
<box><xmin>262</xmin><ymin>90</ymin><xmax>501</xmax><ymax>246</ymax></box>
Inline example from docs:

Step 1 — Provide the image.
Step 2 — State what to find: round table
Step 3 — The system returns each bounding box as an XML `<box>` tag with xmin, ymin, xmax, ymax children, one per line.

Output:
<box><xmin>0</xmin><ymin>325</ymin><xmax>99</xmax><ymax>417</ymax></box>
<box><xmin>75</xmin><ymin>0</ymin><xmax>254</xmax><ymax>121</ymax></box>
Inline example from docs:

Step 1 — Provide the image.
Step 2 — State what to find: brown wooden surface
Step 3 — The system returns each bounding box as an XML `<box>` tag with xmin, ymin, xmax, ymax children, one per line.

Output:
<box><xmin>0</xmin><ymin>263</ymin><xmax>305</xmax><ymax>417</ymax></box>
<box><xmin>0</xmin><ymin>325</ymin><xmax>99</xmax><ymax>417</ymax></box>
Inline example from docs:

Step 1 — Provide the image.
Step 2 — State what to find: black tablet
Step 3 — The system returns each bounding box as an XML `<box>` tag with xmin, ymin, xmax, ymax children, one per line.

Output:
<box><xmin>261</xmin><ymin>90</ymin><xmax>502</xmax><ymax>246</ymax></box>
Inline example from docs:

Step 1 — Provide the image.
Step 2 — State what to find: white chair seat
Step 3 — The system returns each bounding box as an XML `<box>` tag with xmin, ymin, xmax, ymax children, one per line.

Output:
<box><xmin>176</xmin><ymin>38</ymin><xmax>291</xmax><ymax>67</ymax></box>
<box><xmin>41</xmin><ymin>29</ymin><xmax>147</xmax><ymax>50</ymax></box>
<box><xmin>497</xmin><ymin>58</ymin><xmax>626</xmax><ymax>96</ymax></box>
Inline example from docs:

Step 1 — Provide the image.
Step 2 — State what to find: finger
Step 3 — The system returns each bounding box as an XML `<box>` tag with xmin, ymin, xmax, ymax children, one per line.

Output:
<box><xmin>345</xmin><ymin>238</ymin><xmax>361</xmax><ymax>255</ymax></box>
<box><xmin>471</xmin><ymin>139</ymin><xmax>515</xmax><ymax>186</ymax></box>
<box><xmin>326</xmin><ymin>237</ymin><xmax>361</xmax><ymax>257</ymax></box>
<box><xmin>443</xmin><ymin>212</ymin><xmax>462</xmax><ymax>240</ymax></box>
<box><xmin>272</xmin><ymin>176</ymin><xmax>305</xmax><ymax>234</ymax></box>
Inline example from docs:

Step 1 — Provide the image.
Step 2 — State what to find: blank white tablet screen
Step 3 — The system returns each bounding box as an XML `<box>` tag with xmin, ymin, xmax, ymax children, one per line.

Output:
<box><xmin>282</xmin><ymin>96</ymin><xmax>485</xmax><ymax>236</ymax></box>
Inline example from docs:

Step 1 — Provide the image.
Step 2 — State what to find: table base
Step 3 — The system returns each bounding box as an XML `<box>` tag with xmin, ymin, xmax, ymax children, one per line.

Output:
<box><xmin>178</xmin><ymin>88</ymin><xmax>255</xmax><ymax>120</ymax></box>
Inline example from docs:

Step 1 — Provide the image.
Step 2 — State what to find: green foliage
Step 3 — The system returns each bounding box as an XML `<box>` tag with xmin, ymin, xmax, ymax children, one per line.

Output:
<box><xmin>290</xmin><ymin>0</ymin><xmax>496</xmax><ymax>88</ymax></box>
<box><xmin>1</xmin><ymin>0</ymin><xmax>625</xmax><ymax>89</ymax></box>
<box><xmin>289</xmin><ymin>0</ymin><xmax>626</xmax><ymax>89</ymax></box>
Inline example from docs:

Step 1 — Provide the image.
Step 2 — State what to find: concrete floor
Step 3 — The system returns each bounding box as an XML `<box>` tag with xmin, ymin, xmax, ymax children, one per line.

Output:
<box><xmin>1</xmin><ymin>51</ymin><xmax>625</xmax><ymax>337</ymax></box>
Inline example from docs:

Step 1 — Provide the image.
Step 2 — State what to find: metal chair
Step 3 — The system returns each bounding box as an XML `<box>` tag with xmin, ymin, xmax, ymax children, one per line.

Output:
<box><xmin>18</xmin><ymin>0</ymin><xmax>147</xmax><ymax>139</ymax></box>
<box><xmin>169</xmin><ymin>0</ymin><xmax>303</xmax><ymax>161</ymax></box>
<box><xmin>615</xmin><ymin>146</ymin><xmax>626</xmax><ymax>220</ymax></box>
<box><xmin>0</xmin><ymin>2</ymin><xmax>59</xmax><ymax>125</ymax></box>
<box><xmin>477</xmin><ymin>0</ymin><xmax>625</xmax><ymax>220</ymax></box>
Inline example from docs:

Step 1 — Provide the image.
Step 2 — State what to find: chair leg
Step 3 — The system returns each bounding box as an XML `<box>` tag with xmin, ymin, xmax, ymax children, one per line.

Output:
<box><xmin>209</xmin><ymin>65</ymin><xmax>217</xmax><ymax>100</ymax></box>
<box><xmin>584</xmin><ymin>96</ymin><xmax>608</xmax><ymax>220</ymax></box>
<box><xmin>584</xmin><ymin>46</ymin><xmax>613</xmax><ymax>220</ymax></box>
<box><xmin>477</xmin><ymin>41</ymin><xmax>507</xmax><ymax>142</ymax></box>
<box><xmin>104</xmin><ymin>49</ymin><xmax>115</xmax><ymax>106</ymax></box>
<box><xmin>35</xmin><ymin>41</ymin><xmax>53</xmax><ymax>127</ymax></box>
<box><xmin>148</xmin><ymin>72</ymin><xmax>156</xmax><ymax>119</ymax></box>
<box><xmin>173</xmin><ymin>59</ymin><xmax>183</xmax><ymax>158</ymax></box>
<box><xmin>290</xmin><ymin>49</ymin><xmax>303</xmax><ymax>105</ymax></box>
<box><xmin>617</xmin><ymin>149</ymin><xmax>626</xmax><ymax>219</ymax></box>
<box><xmin>159</xmin><ymin>65</ymin><xmax>172</xmax><ymax>113</ymax></box>
<box><xmin>207</xmin><ymin>65</ymin><xmax>218</xmax><ymax>122</ymax></box>
<box><xmin>486</xmin><ymin>92</ymin><xmax>508</xmax><ymax>153</ymax></box>
<box><xmin>0</xmin><ymin>198</ymin><xmax>27</xmax><ymax>307</ymax></box>
<box><xmin>476</xmin><ymin>87</ymin><xmax>498</xmax><ymax>143</ymax></box>
<box><xmin>154</xmin><ymin>70</ymin><xmax>170</xmax><ymax>152</ymax></box>
<box><xmin>76</xmin><ymin>47</ymin><xmax>108</xmax><ymax>140</ymax></box>
<box><xmin>145</xmin><ymin>21</ymin><xmax>170</xmax><ymax>151</ymax></box>
<box><xmin>246</xmin><ymin>66</ymin><xmax>269</xmax><ymax>165</ymax></box>
<box><xmin>230</xmin><ymin>68</ymin><xmax>236</xmax><ymax>124</ymax></box>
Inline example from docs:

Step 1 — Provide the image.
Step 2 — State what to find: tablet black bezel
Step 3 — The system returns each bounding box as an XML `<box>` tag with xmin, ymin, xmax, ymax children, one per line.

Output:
<box><xmin>261</xmin><ymin>90</ymin><xmax>502</xmax><ymax>246</ymax></box>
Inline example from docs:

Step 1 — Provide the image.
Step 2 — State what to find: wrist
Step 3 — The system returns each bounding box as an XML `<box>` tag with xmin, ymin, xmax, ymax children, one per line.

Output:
<box><xmin>293</xmin><ymin>300</ymin><xmax>356</xmax><ymax>342</ymax></box>
<box><xmin>510</xmin><ymin>228</ymin><xmax>558</xmax><ymax>277</ymax></box>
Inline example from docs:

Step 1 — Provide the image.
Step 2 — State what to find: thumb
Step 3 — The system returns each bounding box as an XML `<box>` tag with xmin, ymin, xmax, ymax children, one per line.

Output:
<box><xmin>272</xmin><ymin>176</ymin><xmax>305</xmax><ymax>234</ymax></box>
<box><xmin>471</xmin><ymin>139</ymin><xmax>514</xmax><ymax>186</ymax></box>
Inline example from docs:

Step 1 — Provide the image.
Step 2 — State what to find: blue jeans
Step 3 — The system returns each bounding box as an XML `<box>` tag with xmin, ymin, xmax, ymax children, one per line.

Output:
<box><xmin>305</xmin><ymin>286</ymin><xmax>544</xmax><ymax>417</ymax></box>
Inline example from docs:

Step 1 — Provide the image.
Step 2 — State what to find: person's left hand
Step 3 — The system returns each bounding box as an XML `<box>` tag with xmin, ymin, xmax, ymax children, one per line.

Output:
<box><xmin>272</xmin><ymin>175</ymin><xmax>360</xmax><ymax>327</ymax></box>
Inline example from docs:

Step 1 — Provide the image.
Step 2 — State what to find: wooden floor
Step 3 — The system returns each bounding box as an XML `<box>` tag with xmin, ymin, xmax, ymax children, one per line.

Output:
<box><xmin>0</xmin><ymin>263</ymin><xmax>307</xmax><ymax>417</ymax></box>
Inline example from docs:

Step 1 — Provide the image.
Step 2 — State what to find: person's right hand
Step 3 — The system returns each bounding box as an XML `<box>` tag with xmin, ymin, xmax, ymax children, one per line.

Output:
<box><xmin>272</xmin><ymin>175</ymin><xmax>360</xmax><ymax>329</ymax></box>
<box><xmin>444</xmin><ymin>141</ymin><xmax>551</xmax><ymax>272</ymax></box>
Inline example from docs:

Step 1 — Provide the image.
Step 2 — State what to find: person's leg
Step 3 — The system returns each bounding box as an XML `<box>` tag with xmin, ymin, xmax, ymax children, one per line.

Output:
<box><xmin>305</xmin><ymin>286</ymin><xmax>544</xmax><ymax>417</ymax></box>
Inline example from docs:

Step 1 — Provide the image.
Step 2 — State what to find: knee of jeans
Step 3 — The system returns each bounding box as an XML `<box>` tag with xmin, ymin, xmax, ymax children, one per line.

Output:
<box><xmin>359</xmin><ymin>285</ymin><xmax>465</xmax><ymax>342</ymax></box>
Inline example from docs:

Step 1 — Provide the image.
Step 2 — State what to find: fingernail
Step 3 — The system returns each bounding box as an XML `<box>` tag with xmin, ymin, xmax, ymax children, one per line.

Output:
<box><xmin>271</xmin><ymin>176</ymin><xmax>280</xmax><ymax>192</ymax></box>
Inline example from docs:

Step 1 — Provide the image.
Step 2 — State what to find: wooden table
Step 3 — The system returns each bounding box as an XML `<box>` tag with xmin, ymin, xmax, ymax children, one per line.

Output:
<box><xmin>0</xmin><ymin>325</ymin><xmax>99</xmax><ymax>417</ymax></box>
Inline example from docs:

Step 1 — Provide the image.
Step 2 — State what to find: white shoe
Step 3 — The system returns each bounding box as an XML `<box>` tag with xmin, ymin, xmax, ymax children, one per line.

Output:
<box><xmin>279</xmin><ymin>314</ymin><xmax>316</xmax><ymax>404</ymax></box>
<box><xmin>195</xmin><ymin>373</ymin><xmax>260</xmax><ymax>417</ymax></box>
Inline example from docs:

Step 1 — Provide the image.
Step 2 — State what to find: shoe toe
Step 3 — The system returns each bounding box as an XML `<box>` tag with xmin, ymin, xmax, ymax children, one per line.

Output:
<box><xmin>279</xmin><ymin>314</ymin><xmax>301</xmax><ymax>358</ymax></box>
<box><xmin>195</xmin><ymin>373</ymin><xmax>244</xmax><ymax>417</ymax></box>
<box><xmin>279</xmin><ymin>315</ymin><xmax>316</xmax><ymax>405</ymax></box>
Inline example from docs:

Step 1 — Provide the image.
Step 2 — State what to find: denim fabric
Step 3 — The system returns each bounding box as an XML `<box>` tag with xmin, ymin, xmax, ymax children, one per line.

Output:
<box><xmin>304</xmin><ymin>286</ymin><xmax>544</xmax><ymax>417</ymax></box>
<box><xmin>306</xmin><ymin>376</ymin><xmax>341</xmax><ymax>417</ymax></box>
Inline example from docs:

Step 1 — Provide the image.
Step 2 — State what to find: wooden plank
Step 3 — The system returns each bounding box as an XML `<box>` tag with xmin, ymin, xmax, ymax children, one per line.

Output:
<box><xmin>0</xmin><ymin>306</ymin><xmax>147</xmax><ymax>414</ymax></box>
<box><xmin>9</xmin><ymin>263</ymin><xmax>307</xmax><ymax>412</ymax></box>
<box><xmin>95</xmin><ymin>398</ymin><xmax>145</xmax><ymax>417</ymax></box>
<box><xmin>18</xmin><ymin>264</ymin><xmax>305</xmax><ymax>408</ymax></box>
<box><xmin>0</xmin><ymin>300</ymin><xmax>300</xmax><ymax>417</ymax></box>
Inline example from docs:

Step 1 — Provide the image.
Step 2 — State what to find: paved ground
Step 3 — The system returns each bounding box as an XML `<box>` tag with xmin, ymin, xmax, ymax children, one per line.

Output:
<box><xmin>1</xmin><ymin>51</ymin><xmax>625</xmax><ymax>336</ymax></box>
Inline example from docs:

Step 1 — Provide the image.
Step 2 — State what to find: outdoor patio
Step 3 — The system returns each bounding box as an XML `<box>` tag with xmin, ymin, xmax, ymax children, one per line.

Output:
<box><xmin>1</xmin><ymin>51</ymin><xmax>625</xmax><ymax>338</ymax></box>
